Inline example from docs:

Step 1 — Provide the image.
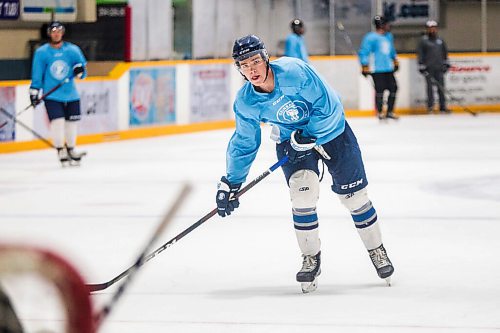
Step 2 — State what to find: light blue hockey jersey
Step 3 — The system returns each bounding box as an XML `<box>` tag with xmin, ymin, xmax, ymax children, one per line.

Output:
<box><xmin>284</xmin><ymin>33</ymin><xmax>309</xmax><ymax>63</ymax></box>
<box><xmin>358</xmin><ymin>31</ymin><xmax>397</xmax><ymax>73</ymax></box>
<box><xmin>30</xmin><ymin>42</ymin><xmax>87</xmax><ymax>102</ymax></box>
<box><xmin>226</xmin><ymin>57</ymin><xmax>345</xmax><ymax>184</ymax></box>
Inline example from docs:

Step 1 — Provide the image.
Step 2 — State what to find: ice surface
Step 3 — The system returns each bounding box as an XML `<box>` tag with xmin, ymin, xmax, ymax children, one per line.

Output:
<box><xmin>1</xmin><ymin>114</ymin><xmax>499</xmax><ymax>332</ymax></box>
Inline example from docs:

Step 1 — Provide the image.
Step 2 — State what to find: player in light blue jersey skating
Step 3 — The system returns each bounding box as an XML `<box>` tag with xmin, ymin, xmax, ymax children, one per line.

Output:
<box><xmin>284</xmin><ymin>19</ymin><xmax>309</xmax><ymax>63</ymax></box>
<box><xmin>358</xmin><ymin>16</ymin><xmax>399</xmax><ymax>120</ymax></box>
<box><xmin>215</xmin><ymin>35</ymin><xmax>394</xmax><ymax>293</ymax></box>
<box><xmin>30</xmin><ymin>21</ymin><xmax>87</xmax><ymax>166</ymax></box>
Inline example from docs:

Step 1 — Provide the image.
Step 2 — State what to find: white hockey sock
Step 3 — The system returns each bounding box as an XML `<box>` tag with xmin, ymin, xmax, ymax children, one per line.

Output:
<box><xmin>50</xmin><ymin>118</ymin><xmax>65</xmax><ymax>148</ymax></box>
<box><xmin>64</xmin><ymin>121</ymin><xmax>78</xmax><ymax>148</ymax></box>
<box><xmin>338</xmin><ymin>188</ymin><xmax>382</xmax><ymax>251</ymax></box>
<box><xmin>295</xmin><ymin>228</ymin><xmax>321</xmax><ymax>256</ymax></box>
<box><xmin>357</xmin><ymin>221</ymin><xmax>382</xmax><ymax>251</ymax></box>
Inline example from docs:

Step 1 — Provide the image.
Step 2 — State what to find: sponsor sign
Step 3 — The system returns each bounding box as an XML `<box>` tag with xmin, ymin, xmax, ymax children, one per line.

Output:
<box><xmin>382</xmin><ymin>0</ymin><xmax>438</xmax><ymax>26</ymax></box>
<box><xmin>189</xmin><ymin>64</ymin><xmax>231</xmax><ymax>122</ymax></box>
<box><xmin>77</xmin><ymin>80</ymin><xmax>119</xmax><ymax>134</ymax></box>
<box><xmin>129</xmin><ymin>67</ymin><xmax>176</xmax><ymax>126</ymax></box>
<box><xmin>0</xmin><ymin>87</ymin><xmax>15</xmax><ymax>142</ymax></box>
<box><xmin>21</xmin><ymin>0</ymin><xmax>76</xmax><ymax>22</ymax></box>
<box><xmin>33</xmin><ymin>80</ymin><xmax>119</xmax><ymax>136</ymax></box>
<box><xmin>0</xmin><ymin>0</ymin><xmax>20</xmax><ymax>20</ymax></box>
<box><xmin>410</xmin><ymin>56</ymin><xmax>500</xmax><ymax>108</ymax></box>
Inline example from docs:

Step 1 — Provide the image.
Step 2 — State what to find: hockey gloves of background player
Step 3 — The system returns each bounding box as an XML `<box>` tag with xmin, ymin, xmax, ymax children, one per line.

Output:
<box><xmin>418</xmin><ymin>64</ymin><xmax>427</xmax><ymax>74</ymax></box>
<box><xmin>73</xmin><ymin>64</ymin><xmax>85</xmax><ymax>79</ymax></box>
<box><xmin>361</xmin><ymin>65</ymin><xmax>370</xmax><ymax>77</ymax></box>
<box><xmin>284</xmin><ymin>130</ymin><xmax>317</xmax><ymax>164</ymax></box>
<box><xmin>442</xmin><ymin>62</ymin><xmax>451</xmax><ymax>73</ymax></box>
<box><xmin>216</xmin><ymin>176</ymin><xmax>242</xmax><ymax>217</ymax></box>
<box><xmin>29</xmin><ymin>88</ymin><xmax>40</xmax><ymax>107</ymax></box>
<box><xmin>393</xmin><ymin>59</ymin><xmax>399</xmax><ymax>72</ymax></box>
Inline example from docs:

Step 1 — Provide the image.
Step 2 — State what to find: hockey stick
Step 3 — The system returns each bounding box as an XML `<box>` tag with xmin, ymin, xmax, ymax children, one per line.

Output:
<box><xmin>87</xmin><ymin>156</ymin><xmax>289</xmax><ymax>292</ymax></box>
<box><xmin>0</xmin><ymin>77</ymin><xmax>71</xmax><ymax>129</ymax></box>
<box><xmin>93</xmin><ymin>183</ymin><xmax>192</xmax><ymax>328</ymax></box>
<box><xmin>336</xmin><ymin>21</ymin><xmax>356</xmax><ymax>56</ymax></box>
<box><xmin>423</xmin><ymin>71</ymin><xmax>477</xmax><ymax>116</ymax></box>
<box><xmin>0</xmin><ymin>107</ymin><xmax>56</xmax><ymax>149</ymax></box>
<box><xmin>336</xmin><ymin>21</ymin><xmax>376</xmax><ymax>87</ymax></box>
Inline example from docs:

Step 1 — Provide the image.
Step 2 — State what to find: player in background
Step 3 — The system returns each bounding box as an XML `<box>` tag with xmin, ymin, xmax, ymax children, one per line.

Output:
<box><xmin>284</xmin><ymin>19</ymin><xmax>309</xmax><ymax>63</ymax></box>
<box><xmin>30</xmin><ymin>21</ymin><xmax>87</xmax><ymax>166</ymax></box>
<box><xmin>358</xmin><ymin>16</ymin><xmax>399</xmax><ymax>120</ymax></box>
<box><xmin>417</xmin><ymin>20</ymin><xmax>451</xmax><ymax>114</ymax></box>
<box><xmin>215</xmin><ymin>35</ymin><xmax>394</xmax><ymax>293</ymax></box>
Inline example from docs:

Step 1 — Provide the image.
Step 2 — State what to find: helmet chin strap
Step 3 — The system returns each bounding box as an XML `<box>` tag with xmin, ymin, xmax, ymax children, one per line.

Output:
<box><xmin>263</xmin><ymin>61</ymin><xmax>270</xmax><ymax>82</ymax></box>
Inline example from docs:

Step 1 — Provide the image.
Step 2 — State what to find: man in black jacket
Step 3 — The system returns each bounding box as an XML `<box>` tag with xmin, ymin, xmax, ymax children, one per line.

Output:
<box><xmin>417</xmin><ymin>20</ymin><xmax>450</xmax><ymax>113</ymax></box>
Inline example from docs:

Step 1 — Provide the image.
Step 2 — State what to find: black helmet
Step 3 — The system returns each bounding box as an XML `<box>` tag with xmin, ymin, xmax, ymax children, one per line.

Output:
<box><xmin>232</xmin><ymin>35</ymin><xmax>269</xmax><ymax>64</ymax></box>
<box><xmin>291</xmin><ymin>18</ymin><xmax>304</xmax><ymax>32</ymax></box>
<box><xmin>47</xmin><ymin>21</ymin><xmax>65</xmax><ymax>35</ymax></box>
<box><xmin>373</xmin><ymin>15</ymin><xmax>388</xmax><ymax>29</ymax></box>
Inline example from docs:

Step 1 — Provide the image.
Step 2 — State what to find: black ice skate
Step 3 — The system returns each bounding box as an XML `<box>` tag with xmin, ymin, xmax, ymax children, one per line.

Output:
<box><xmin>57</xmin><ymin>147</ymin><xmax>69</xmax><ymax>167</ymax></box>
<box><xmin>386</xmin><ymin>112</ymin><xmax>399</xmax><ymax>120</ymax></box>
<box><xmin>368</xmin><ymin>244</ymin><xmax>394</xmax><ymax>286</ymax></box>
<box><xmin>66</xmin><ymin>146</ymin><xmax>87</xmax><ymax>166</ymax></box>
<box><xmin>296</xmin><ymin>251</ymin><xmax>321</xmax><ymax>293</ymax></box>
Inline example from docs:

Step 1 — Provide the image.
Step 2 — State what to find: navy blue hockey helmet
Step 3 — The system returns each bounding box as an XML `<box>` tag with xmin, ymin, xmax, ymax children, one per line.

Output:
<box><xmin>47</xmin><ymin>21</ymin><xmax>65</xmax><ymax>35</ymax></box>
<box><xmin>373</xmin><ymin>15</ymin><xmax>388</xmax><ymax>29</ymax></box>
<box><xmin>291</xmin><ymin>18</ymin><xmax>304</xmax><ymax>32</ymax></box>
<box><xmin>232</xmin><ymin>35</ymin><xmax>269</xmax><ymax>65</ymax></box>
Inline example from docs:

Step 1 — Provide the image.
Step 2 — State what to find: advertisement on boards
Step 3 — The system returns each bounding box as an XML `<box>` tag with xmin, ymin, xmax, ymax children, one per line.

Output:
<box><xmin>33</xmin><ymin>80</ymin><xmax>119</xmax><ymax>137</ymax></box>
<box><xmin>0</xmin><ymin>1</ymin><xmax>19</xmax><ymax>20</ymax></box>
<box><xmin>410</xmin><ymin>56</ymin><xmax>500</xmax><ymax>108</ymax></box>
<box><xmin>129</xmin><ymin>67</ymin><xmax>176</xmax><ymax>126</ymax></box>
<box><xmin>21</xmin><ymin>0</ymin><xmax>76</xmax><ymax>21</ymax></box>
<box><xmin>0</xmin><ymin>87</ymin><xmax>16</xmax><ymax>142</ymax></box>
<box><xmin>189</xmin><ymin>64</ymin><xmax>231</xmax><ymax>123</ymax></box>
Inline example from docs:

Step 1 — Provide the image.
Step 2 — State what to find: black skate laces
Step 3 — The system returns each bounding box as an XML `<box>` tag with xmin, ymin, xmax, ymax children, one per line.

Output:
<box><xmin>369</xmin><ymin>247</ymin><xmax>391</xmax><ymax>268</ymax></box>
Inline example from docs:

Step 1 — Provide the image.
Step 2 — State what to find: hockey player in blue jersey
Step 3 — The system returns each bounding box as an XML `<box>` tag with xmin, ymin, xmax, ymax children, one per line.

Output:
<box><xmin>215</xmin><ymin>35</ymin><xmax>394</xmax><ymax>293</ymax></box>
<box><xmin>284</xmin><ymin>19</ymin><xmax>309</xmax><ymax>63</ymax></box>
<box><xmin>30</xmin><ymin>21</ymin><xmax>87</xmax><ymax>166</ymax></box>
<box><xmin>358</xmin><ymin>16</ymin><xmax>399</xmax><ymax>120</ymax></box>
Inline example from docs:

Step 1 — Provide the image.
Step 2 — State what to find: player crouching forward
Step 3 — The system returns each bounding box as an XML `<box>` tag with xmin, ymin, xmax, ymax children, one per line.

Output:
<box><xmin>215</xmin><ymin>35</ymin><xmax>394</xmax><ymax>293</ymax></box>
<box><xmin>30</xmin><ymin>21</ymin><xmax>87</xmax><ymax>166</ymax></box>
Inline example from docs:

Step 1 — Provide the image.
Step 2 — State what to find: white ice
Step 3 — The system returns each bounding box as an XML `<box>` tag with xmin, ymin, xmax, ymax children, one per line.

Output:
<box><xmin>1</xmin><ymin>114</ymin><xmax>500</xmax><ymax>333</ymax></box>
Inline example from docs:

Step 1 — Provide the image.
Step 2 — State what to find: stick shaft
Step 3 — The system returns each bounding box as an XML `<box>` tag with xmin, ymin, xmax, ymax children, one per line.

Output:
<box><xmin>0</xmin><ymin>108</ymin><xmax>56</xmax><ymax>148</ymax></box>
<box><xmin>86</xmin><ymin>156</ymin><xmax>289</xmax><ymax>292</ymax></box>
<box><xmin>94</xmin><ymin>184</ymin><xmax>192</xmax><ymax>327</ymax></box>
<box><xmin>425</xmin><ymin>72</ymin><xmax>477</xmax><ymax>116</ymax></box>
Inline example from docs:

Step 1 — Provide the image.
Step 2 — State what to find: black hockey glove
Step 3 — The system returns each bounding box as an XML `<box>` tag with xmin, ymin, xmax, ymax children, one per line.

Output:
<box><xmin>284</xmin><ymin>130</ymin><xmax>317</xmax><ymax>164</ymax></box>
<box><xmin>73</xmin><ymin>63</ymin><xmax>85</xmax><ymax>78</ymax></box>
<box><xmin>442</xmin><ymin>63</ymin><xmax>451</xmax><ymax>73</ymax></box>
<box><xmin>216</xmin><ymin>176</ymin><xmax>242</xmax><ymax>217</ymax></box>
<box><xmin>361</xmin><ymin>65</ymin><xmax>370</xmax><ymax>77</ymax></box>
<box><xmin>393</xmin><ymin>59</ymin><xmax>400</xmax><ymax>72</ymax></box>
<box><xmin>29</xmin><ymin>88</ymin><xmax>40</xmax><ymax>107</ymax></box>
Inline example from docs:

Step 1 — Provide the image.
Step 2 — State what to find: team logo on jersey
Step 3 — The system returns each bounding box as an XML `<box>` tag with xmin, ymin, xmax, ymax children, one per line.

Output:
<box><xmin>381</xmin><ymin>40</ymin><xmax>390</xmax><ymax>55</ymax></box>
<box><xmin>276</xmin><ymin>100</ymin><xmax>309</xmax><ymax>123</ymax></box>
<box><xmin>50</xmin><ymin>60</ymin><xmax>70</xmax><ymax>80</ymax></box>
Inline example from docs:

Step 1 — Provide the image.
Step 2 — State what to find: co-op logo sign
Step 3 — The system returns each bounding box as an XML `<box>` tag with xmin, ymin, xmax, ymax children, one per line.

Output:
<box><xmin>277</xmin><ymin>99</ymin><xmax>310</xmax><ymax>123</ymax></box>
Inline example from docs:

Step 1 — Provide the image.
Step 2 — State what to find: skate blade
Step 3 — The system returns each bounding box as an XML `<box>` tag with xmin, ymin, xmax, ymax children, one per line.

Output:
<box><xmin>385</xmin><ymin>276</ymin><xmax>392</xmax><ymax>286</ymax></box>
<box><xmin>301</xmin><ymin>279</ymin><xmax>318</xmax><ymax>293</ymax></box>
